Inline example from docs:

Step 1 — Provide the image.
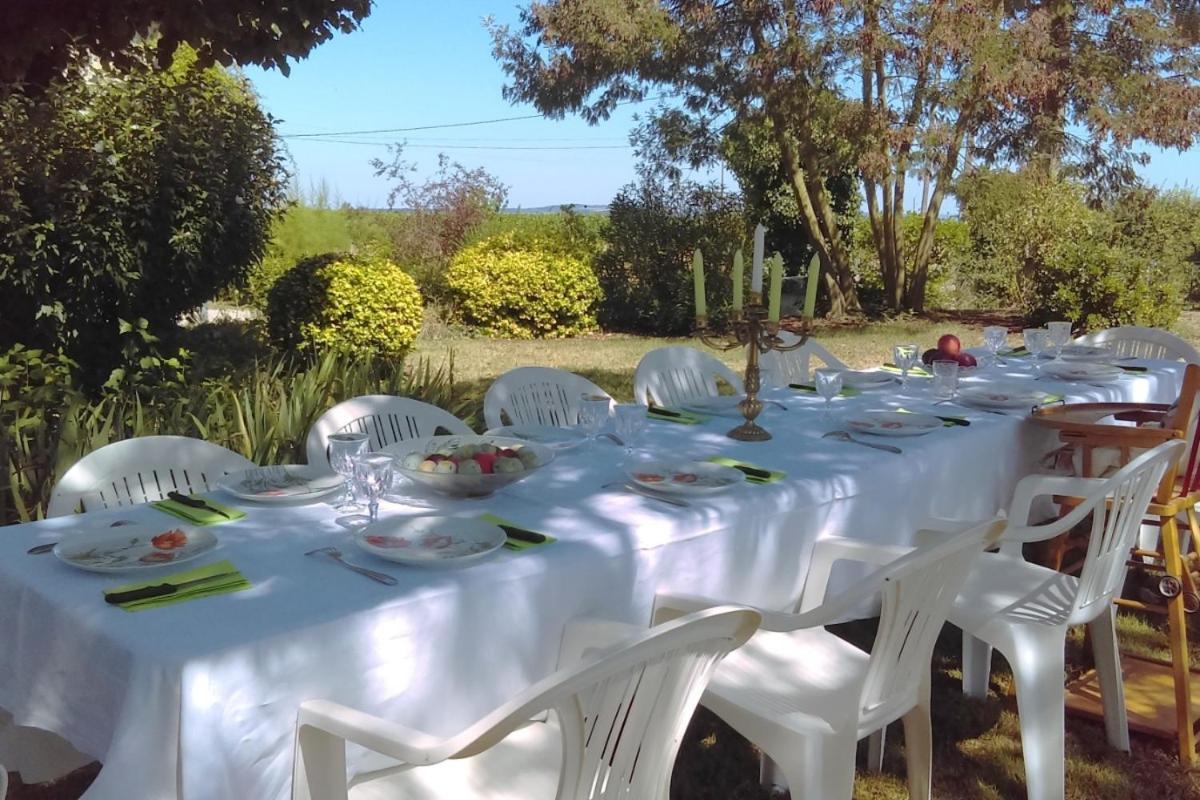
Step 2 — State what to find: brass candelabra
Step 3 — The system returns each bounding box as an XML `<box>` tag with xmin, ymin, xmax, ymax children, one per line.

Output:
<box><xmin>694</xmin><ymin>299</ymin><xmax>810</xmax><ymax>441</ymax></box>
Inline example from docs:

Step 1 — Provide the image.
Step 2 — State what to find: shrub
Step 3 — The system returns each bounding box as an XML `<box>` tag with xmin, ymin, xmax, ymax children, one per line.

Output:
<box><xmin>447</xmin><ymin>234</ymin><xmax>601</xmax><ymax>338</ymax></box>
<box><xmin>595</xmin><ymin>182</ymin><xmax>746</xmax><ymax>335</ymax></box>
<box><xmin>848</xmin><ymin>214</ymin><xmax>971</xmax><ymax>312</ymax></box>
<box><xmin>266</xmin><ymin>253</ymin><xmax>423</xmax><ymax>358</ymax></box>
<box><xmin>465</xmin><ymin>207</ymin><xmax>608</xmax><ymax>262</ymax></box>
<box><xmin>237</xmin><ymin>205</ymin><xmax>354</xmax><ymax>311</ymax></box>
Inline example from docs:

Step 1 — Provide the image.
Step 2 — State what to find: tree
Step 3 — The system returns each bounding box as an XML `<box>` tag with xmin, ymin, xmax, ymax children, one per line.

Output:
<box><xmin>490</xmin><ymin>1</ymin><xmax>1200</xmax><ymax>315</ymax></box>
<box><xmin>0</xmin><ymin>0</ymin><xmax>371</xmax><ymax>88</ymax></box>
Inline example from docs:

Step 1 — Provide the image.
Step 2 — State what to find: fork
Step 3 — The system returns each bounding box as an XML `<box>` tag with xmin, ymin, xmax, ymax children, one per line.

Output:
<box><xmin>305</xmin><ymin>546</ymin><xmax>398</xmax><ymax>585</ymax></box>
<box><xmin>822</xmin><ymin>430</ymin><xmax>903</xmax><ymax>454</ymax></box>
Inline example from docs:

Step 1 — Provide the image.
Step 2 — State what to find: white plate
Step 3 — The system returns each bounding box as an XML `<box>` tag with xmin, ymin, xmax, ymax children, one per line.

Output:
<box><xmin>957</xmin><ymin>386</ymin><xmax>1047</xmax><ymax>409</ymax></box>
<box><xmin>1059</xmin><ymin>344</ymin><xmax>1111</xmax><ymax>361</ymax></box>
<box><xmin>484</xmin><ymin>425</ymin><xmax>587</xmax><ymax>450</ymax></box>
<box><xmin>840</xmin><ymin>370</ymin><xmax>896</xmax><ymax>389</ymax></box>
<box><xmin>220</xmin><ymin>465</ymin><xmax>343</xmax><ymax>503</ymax></box>
<box><xmin>355</xmin><ymin>516</ymin><xmax>506</xmax><ymax>569</ymax></box>
<box><xmin>624</xmin><ymin>460</ymin><xmax>743</xmax><ymax>495</ymax></box>
<box><xmin>1041</xmin><ymin>361</ymin><xmax>1122</xmax><ymax>383</ymax></box>
<box><xmin>680</xmin><ymin>396</ymin><xmax>745</xmax><ymax>418</ymax></box>
<box><xmin>54</xmin><ymin>523</ymin><xmax>217</xmax><ymax>572</ymax></box>
<box><xmin>845</xmin><ymin>411</ymin><xmax>943</xmax><ymax>437</ymax></box>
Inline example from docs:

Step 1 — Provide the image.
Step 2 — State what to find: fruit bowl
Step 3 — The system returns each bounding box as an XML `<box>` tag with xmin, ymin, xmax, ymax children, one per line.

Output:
<box><xmin>382</xmin><ymin>435</ymin><xmax>555</xmax><ymax>497</ymax></box>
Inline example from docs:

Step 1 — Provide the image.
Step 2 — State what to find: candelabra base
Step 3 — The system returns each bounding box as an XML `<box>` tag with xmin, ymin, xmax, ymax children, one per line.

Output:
<box><xmin>727</xmin><ymin>421</ymin><xmax>772</xmax><ymax>442</ymax></box>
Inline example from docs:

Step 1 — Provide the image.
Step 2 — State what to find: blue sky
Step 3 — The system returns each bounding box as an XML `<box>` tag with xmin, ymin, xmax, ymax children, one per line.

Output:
<box><xmin>244</xmin><ymin>2</ymin><xmax>1199</xmax><ymax>210</ymax></box>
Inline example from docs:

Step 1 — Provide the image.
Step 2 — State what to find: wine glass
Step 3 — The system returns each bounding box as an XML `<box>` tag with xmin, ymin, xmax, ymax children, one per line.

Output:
<box><xmin>613</xmin><ymin>404</ymin><xmax>647</xmax><ymax>458</ymax></box>
<box><xmin>983</xmin><ymin>326</ymin><xmax>1008</xmax><ymax>367</ymax></box>
<box><xmin>1046</xmin><ymin>321</ymin><xmax>1072</xmax><ymax>361</ymax></box>
<box><xmin>892</xmin><ymin>344</ymin><xmax>920</xmax><ymax>386</ymax></box>
<box><xmin>327</xmin><ymin>432</ymin><xmax>368</xmax><ymax>509</ymax></box>
<box><xmin>1023</xmin><ymin>328</ymin><xmax>1049</xmax><ymax>374</ymax></box>
<box><xmin>577</xmin><ymin>394</ymin><xmax>612</xmax><ymax>447</ymax></box>
<box><xmin>353</xmin><ymin>453</ymin><xmax>393</xmax><ymax>523</ymax></box>
<box><xmin>814</xmin><ymin>368</ymin><xmax>843</xmax><ymax>421</ymax></box>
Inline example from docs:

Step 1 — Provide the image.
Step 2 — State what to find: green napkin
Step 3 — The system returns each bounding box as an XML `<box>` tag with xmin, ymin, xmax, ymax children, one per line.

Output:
<box><xmin>646</xmin><ymin>406</ymin><xmax>708</xmax><ymax>425</ymax></box>
<box><xmin>152</xmin><ymin>496</ymin><xmax>245</xmax><ymax>525</ymax></box>
<box><xmin>479</xmin><ymin>513</ymin><xmax>557</xmax><ymax>552</ymax></box>
<box><xmin>707</xmin><ymin>456</ymin><xmax>785</xmax><ymax>485</ymax></box>
<box><xmin>1041</xmin><ymin>394</ymin><xmax>1064</xmax><ymax>404</ymax></box>
<box><xmin>1004</xmin><ymin>346</ymin><xmax>1030</xmax><ymax>358</ymax></box>
<box><xmin>790</xmin><ymin>383</ymin><xmax>862</xmax><ymax>398</ymax></box>
<box><xmin>104</xmin><ymin>559</ymin><xmax>250</xmax><ymax>612</ymax></box>
<box><xmin>881</xmin><ymin>363</ymin><xmax>932</xmax><ymax>377</ymax></box>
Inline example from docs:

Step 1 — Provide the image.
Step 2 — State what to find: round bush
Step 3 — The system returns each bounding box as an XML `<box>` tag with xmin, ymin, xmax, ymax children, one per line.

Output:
<box><xmin>266</xmin><ymin>253</ymin><xmax>423</xmax><ymax>358</ymax></box>
<box><xmin>447</xmin><ymin>234</ymin><xmax>601</xmax><ymax>339</ymax></box>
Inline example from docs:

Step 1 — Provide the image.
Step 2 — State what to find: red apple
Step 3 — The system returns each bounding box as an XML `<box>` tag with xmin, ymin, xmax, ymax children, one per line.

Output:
<box><xmin>956</xmin><ymin>352</ymin><xmax>978</xmax><ymax>368</ymax></box>
<box><xmin>473</xmin><ymin>452</ymin><xmax>497</xmax><ymax>474</ymax></box>
<box><xmin>937</xmin><ymin>334</ymin><xmax>962</xmax><ymax>355</ymax></box>
<box><xmin>921</xmin><ymin>348</ymin><xmax>941</xmax><ymax>365</ymax></box>
<box><xmin>426</xmin><ymin>454</ymin><xmax>447</xmax><ymax>463</ymax></box>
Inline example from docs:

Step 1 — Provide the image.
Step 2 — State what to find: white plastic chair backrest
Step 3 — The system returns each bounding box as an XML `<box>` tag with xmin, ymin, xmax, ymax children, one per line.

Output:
<box><xmin>483</xmin><ymin>367</ymin><xmax>613</xmax><ymax>430</ymax></box>
<box><xmin>432</xmin><ymin>607</ymin><xmax>758</xmax><ymax>799</ymax></box>
<box><xmin>47</xmin><ymin>436</ymin><xmax>256</xmax><ymax>517</ymax></box>
<box><xmin>760</xmin><ymin>333</ymin><xmax>847</xmax><ymax>385</ymax></box>
<box><xmin>1075</xmin><ymin>326</ymin><xmax>1200</xmax><ymax>364</ymax></box>
<box><xmin>305</xmin><ymin>395</ymin><xmax>472</xmax><ymax>467</ymax></box>
<box><xmin>632</xmin><ymin>346</ymin><xmax>744</xmax><ymax>407</ymax></box>
<box><xmin>0</xmin><ymin>763</ymin><xmax>7</xmax><ymax>799</ymax></box>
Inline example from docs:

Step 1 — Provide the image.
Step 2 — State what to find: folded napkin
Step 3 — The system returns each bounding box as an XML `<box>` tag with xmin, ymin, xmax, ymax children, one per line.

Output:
<box><xmin>707</xmin><ymin>456</ymin><xmax>785</xmax><ymax>485</ymax></box>
<box><xmin>1041</xmin><ymin>394</ymin><xmax>1064</xmax><ymax>405</ymax></box>
<box><xmin>646</xmin><ymin>406</ymin><xmax>708</xmax><ymax>425</ymax></box>
<box><xmin>1004</xmin><ymin>346</ymin><xmax>1030</xmax><ymax>357</ymax></box>
<box><xmin>479</xmin><ymin>513</ymin><xmax>557</xmax><ymax>552</ymax></box>
<box><xmin>790</xmin><ymin>383</ymin><xmax>862</xmax><ymax>398</ymax></box>
<box><xmin>881</xmin><ymin>363</ymin><xmax>933</xmax><ymax>377</ymax></box>
<box><xmin>104</xmin><ymin>559</ymin><xmax>250</xmax><ymax>612</ymax></box>
<box><xmin>897</xmin><ymin>407</ymin><xmax>969</xmax><ymax>427</ymax></box>
<box><xmin>152</xmin><ymin>496</ymin><xmax>245</xmax><ymax>525</ymax></box>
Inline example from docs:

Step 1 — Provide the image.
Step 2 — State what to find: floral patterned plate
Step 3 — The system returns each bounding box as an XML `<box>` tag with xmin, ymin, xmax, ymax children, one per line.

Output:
<box><xmin>845</xmin><ymin>410</ymin><xmax>943</xmax><ymax>437</ymax></box>
<box><xmin>219</xmin><ymin>465</ymin><xmax>344</xmax><ymax>504</ymax></box>
<box><xmin>355</xmin><ymin>516</ymin><xmax>506</xmax><ymax>569</ymax></box>
<box><xmin>624</xmin><ymin>460</ymin><xmax>744</xmax><ymax>495</ymax></box>
<box><xmin>957</xmin><ymin>385</ymin><xmax>1047</xmax><ymax>409</ymax></box>
<box><xmin>54</xmin><ymin>523</ymin><xmax>217</xmax><ymax>573</ymax></box>
<box><xmin>1041</xmin><ymin>360</ymin><xmax>1122</xmax><ymax>383</ymax></box>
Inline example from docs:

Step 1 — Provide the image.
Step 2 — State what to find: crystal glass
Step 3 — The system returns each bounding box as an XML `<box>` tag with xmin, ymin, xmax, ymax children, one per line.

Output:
<box><xmin>613</xmin><ymin>404</ymin><xmax>647</xmax><ymax>458</ymax></box>
<box><xmin>327</xmin><ymin>432</ymin><xmax>368</xmax><ymax>509</ymax></box>
<box><xmin>892</xmin><ymin>343</ymin><xmax>920</xmax><ymax>386</ymax></box>
<box><xmin>983</xmin><ymin>326</ymin><xmax>1008</xmax><ymax>367</ymax></box>
<box><xmin>932</xmin><ymin>359</ymin><xmax>959</xmax><ymax>399</ymax></box>
<box><xmin>353</xmin><ymin>453</ymin><xmax>393</xmax><ymax>522</ymax></box>
<box><xmin>1046</xmin><ymin>321</ymin><xmax>1072</xmax><ymax>360</ymax></box>
<box><xmin>577</xmin><ymin>394</ymin><xmax>612</xmax><ymax>446</ymax></box>
<box><xmin>814</xmin><ymin>368</ymin><xmax>843</xmax><ymax>421</ymax></box>
<box><xmin>1023</xmin><ymin>328</ymin><xmax>1049</xmax><ymax>374</ymax></box>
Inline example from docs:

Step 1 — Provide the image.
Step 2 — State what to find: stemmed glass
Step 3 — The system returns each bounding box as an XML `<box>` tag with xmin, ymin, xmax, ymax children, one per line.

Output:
<box><xmin>892</xmin><ymin>344</ymin><xmax>920</xmax><ymax>386</ymax></box>
<box><xmin>1046</xmin><ymin>321</ymin><xmax>1072</xmax><ymax>361</ymax></box>
<box><xmin>353</xmin><ymin>453</ymin><xmax>393</xmax><ymax>523</ymax></box>
<box><xmin>613</xmin><ymin>404</ymin><xmax>647</xmax><ymax>458</ymax></box>
<box><xmin>1023</xmin><ymin>328</ymin><xmax>1049</xmax><ymax>374</ymax></box>
<box><xmin>577</xmin><ymin>394</ymin><xmax>612</xmax><ymax>448</ymax></box>
<box><xmin>983</xmin><ymin>326</ymin><xmax>1008</xmax><ymax>367</ymax></box>
<box><xmin>814</xmin><ymin>368</ymin><xmax>843</xmax><ymax>421</ymax></box>
<box><xmin>327</xmin><ymin>432</ymin><xmax>368</xmax><ymax>509</ymax></box>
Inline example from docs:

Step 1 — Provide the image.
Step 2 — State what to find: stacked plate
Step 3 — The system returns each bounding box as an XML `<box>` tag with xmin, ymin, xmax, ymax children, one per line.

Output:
<box><xmin>220</xmin><ymin>465</ymin><xmax>344</xmax><ymax>504</ymax></box>
<box><xmin>624</xmin><ymin>460</ymin><xmax>743</xmax><ymax>495</ymax></box>
<box><xmin>1041</xmin><ymin>361</ymin><xmax>1122</xmax><ymax>383</ymax></box>
<box><xmin>1059</xmin><ymin>344</ymin><xmax>1111</xmax><ymax>362</ymax></box>
<box><xmin>839</xmin><ymin>371</ymin><xmax>896</xmax><ymax>390</ymax></box>
<box><xmin>355</xmin><ymin>516</ymin><xmax>506</xmax><ymax>569</ymax></box>
<box><xmin>844</xmin><ymin>410</ymin><xmax>942</xmax><ymax>437</ymax></box>
<box><xmin>957</xmin><ymin>385</ymin><xmax>1047</xmax><ymax>409</ymax></box>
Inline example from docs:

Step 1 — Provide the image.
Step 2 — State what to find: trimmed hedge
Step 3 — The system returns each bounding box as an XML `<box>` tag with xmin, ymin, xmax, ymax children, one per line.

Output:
<box><xmin>447</xmin><ymin>234</ymin><xmax>601</xmax><ymax>339</ymax></box>
<box><xmin>266</xmin><ymin>253</ymin><xmax>423</xmax><ymax>358</ymax></box>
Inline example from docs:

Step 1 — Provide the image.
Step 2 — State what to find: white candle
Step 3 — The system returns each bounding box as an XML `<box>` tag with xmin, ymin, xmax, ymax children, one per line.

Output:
<box><xmin>750</xmin><ymin>223</ymin><xmax>765</xmax><ymax>294</ymax></box>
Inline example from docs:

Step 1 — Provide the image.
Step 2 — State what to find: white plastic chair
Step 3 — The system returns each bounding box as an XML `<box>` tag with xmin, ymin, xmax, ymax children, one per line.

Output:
<box><xmin>927</xmin><ymin>440</ymin><xmax>1183</xmax><ymax>800</ymax></box>
<box><xmin>482</xmin><ymin>367</ymin><xmax>613</xmax><ymax>430</ymax></box>
<box><xmin>632</xmin><ymin>346</ymin><xmax>744</xmax><ymax>407</ymax></box>
<box><xmin>291</xmin><ymin>606</ymin><xmax>760</xmax><ymax>800</ymax></box>
<box><xmin>47</xmin><ymin>435</ymin><xmax>256</xmax><ymax>517</ymax></box>
<box><xmin>653</xmin><ymin>517</ymin><xmax>1006</xmax><ymax>799</ymax></box>
<box><xmin>306</xmin><ymin>395</ymin><xmax>472</xmax><ymax>467</ymax></box>
<box><xmin>760</xmin><ymin>333</ymin><xmax>847</xmax><ymax>386</ymax></box>
<box><xmin>0</xmin><ymin>763</ymin><xmax>7</xmax><ymax>799</ymax></box>
<box><xmin>1075</xmin><ymin>326</ymin><xmax>1200</xmax><ymax>364</ymax></box>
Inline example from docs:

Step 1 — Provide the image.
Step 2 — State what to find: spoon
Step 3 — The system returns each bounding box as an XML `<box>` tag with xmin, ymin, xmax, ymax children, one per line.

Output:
<box><xmin>822</xmin><ymin>430</ymin><xmax>903</xmax><ymax>454</ymax></box>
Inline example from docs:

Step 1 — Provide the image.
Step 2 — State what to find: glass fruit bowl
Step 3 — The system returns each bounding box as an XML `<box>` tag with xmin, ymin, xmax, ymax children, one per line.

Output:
<box><xmin>382</xmin><ymin>435</ymin><xmax>555</xmax><ymax>497</ymax></box>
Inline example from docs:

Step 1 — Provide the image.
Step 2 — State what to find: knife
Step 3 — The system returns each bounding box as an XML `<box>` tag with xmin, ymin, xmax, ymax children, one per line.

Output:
<box><xmin>497</xmin><ymin>524</ymin><xmax>547</xmax><ymax>544</ymax></box>
<box><xmin>647</xmin><ymin>406</ymin><xmax>685</xmax><ymax>418</ymax></box>
<box><xmin>934</xmin><ymin>415</ymin><xmax>970</xmax><ymax>427</ymax></box>
<box><xmin>105</xmin><ymin>571</ymin><xmax>241</xmax><ymax>605</ymax></box>
<box><xmin>167</xmin><ymin>491</ymin><xmax>233</xmax><ymax>520</ymax></box>
<box><xmin>1115</xmin><ymin>364</ymin><xmax>1148</xmax><ymax>372</ymax></box>
<box><xmin>727</xmin><ymin>463</ymin><xmax>773</xmax><ymax>480</ymax></box>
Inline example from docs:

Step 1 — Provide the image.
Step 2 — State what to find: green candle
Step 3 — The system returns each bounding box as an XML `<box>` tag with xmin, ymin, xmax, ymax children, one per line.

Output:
<box><xmin>803</xmin><ymin>253</ymin><xmax>820</xmax><ymax>319</ymax></box>
<box><xmin>767</xmin><ymin>253</ymin><xmax>783</xmax><ymax>322</ymax></box>
<box><xmin>692</xmin><ymin>249</ymin><xmax>706</xmax><ymax>319</ymax></box>
<box><xmin>732</xmin><ymin>249</ymin><xmax>744</xmax><ymax>312</ymax></box>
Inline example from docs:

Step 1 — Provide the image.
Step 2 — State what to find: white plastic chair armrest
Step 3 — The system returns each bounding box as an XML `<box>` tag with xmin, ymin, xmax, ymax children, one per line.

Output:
<box><xmin>298</xmin><ymin>699</ymin><xmax>461</xmax><ymax>767</ymax></box>
<box><xmin>651</xmin><ymin>592</ymin><xmax>736</xmax><ymax>626</ymax></box>
<box><xmin>796</xmin><ymin>536</ymin><xmax>914</xmax><ymax>614</ymax></box>
<box><xmin>912</xmin><ymin>514</ymin><xmax>1007</xmax><ymax>548</ymax></box>
<box><xmin>558</xmin><ymin>617</ymin><xmax>646</xmax><ymax>669</ymax></box>
<box><xmin>1007</xmin><ymin>474</ymin><xmax>1106</xmax><ymax>525</ymax></box>
<box><xmin>652</xmin><ymin>591</ymin><xmax>855</xmax><ymax>633</ymax></box>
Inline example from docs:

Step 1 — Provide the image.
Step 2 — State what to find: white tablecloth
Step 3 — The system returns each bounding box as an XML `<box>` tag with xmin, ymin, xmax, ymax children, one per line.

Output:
<box><xmin>0</xmin><ymin>357</ymin><xmax>1184</xmax><ymax>799</ymax></box>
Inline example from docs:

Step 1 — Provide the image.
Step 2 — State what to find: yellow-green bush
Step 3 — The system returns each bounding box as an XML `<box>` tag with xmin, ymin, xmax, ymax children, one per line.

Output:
<box><xmin>266</xmin><ymin>253</ymin><xmax>423</xmax><ymax>358</ymax></box>
<box><xmin>447</xmin><ymin>234</ymin><xmax>601</xmax><ymax>338</ymax></box>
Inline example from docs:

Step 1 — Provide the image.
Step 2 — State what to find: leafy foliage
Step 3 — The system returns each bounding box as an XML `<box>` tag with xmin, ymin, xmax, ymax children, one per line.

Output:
<box><xmin>594</xmin><ymin>181</ymin><xmax>746</xmax><ymax>336</ymax></box>
<box><xmin>1</xmin><ymin>0</ymin><xmax>370</xmax><ymax>88</ymax></box>
<box><xmin>447</xmin><ymin>234</ymin><xmax>601</xmax><ymax>338</ymax></box>
<box><xmin>233</xmin><ymin>205</ymin><xmax>356</xmax><ymax>311</ymax></box>
<box><xmin>465</xmin><ymin>207</ymin><xmax>608</xmax><ymax>262</ymax></box>
<box><xmin>848</xmin><ymin>216</ymin><xmax>971</xmax><ymax>314</ymax></box>
<box><xmin>0</xmin><ymin>47</ymin><xmax>287</xmax><ymax>389</ymax></box>
<box><xmin>267</xmin><ymin>253</ymin><xmax>424</xmax><ymax>359</ymax></box>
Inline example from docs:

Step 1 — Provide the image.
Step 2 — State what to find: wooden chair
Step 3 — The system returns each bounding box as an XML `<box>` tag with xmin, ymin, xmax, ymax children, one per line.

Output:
<box><xmin>306</xmin><ymin>395</ymin><xmax>472</xmax><ymax>467</ymax></box>
<box><xmin>47</xmin><ymin>435</ymin><xmax>256</xmax><ymax>517</ymax></box>
<box><xmin>482</xmin><ymin>367</ymin><xmax>612</xmax><ymax>430</ymax></box>
<box><xmin>1074</xmin><ymin>326</ymin><xmax>1200</xmax><ymax>364</ymax></box>
<box><xmin>760</xmin><ymin>333</ymin><xmax>847</xmax><ymax>386</ymax></box>
<box><xmin>633</xmin><ymin>346</ymin><xmax>744</xmax><ymax>408</ymax></box>
<box><xmin>291</xmin><ymin>607</ymin><xmax>760</xmax><ymax>800</ymax></box>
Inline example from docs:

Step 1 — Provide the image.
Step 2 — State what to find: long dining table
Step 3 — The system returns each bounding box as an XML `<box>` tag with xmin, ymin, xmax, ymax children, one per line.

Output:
<box><xmin>0</xmin><ymin>355</ymin><xmax>1186</xmax><ymax>799</ymax></box>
